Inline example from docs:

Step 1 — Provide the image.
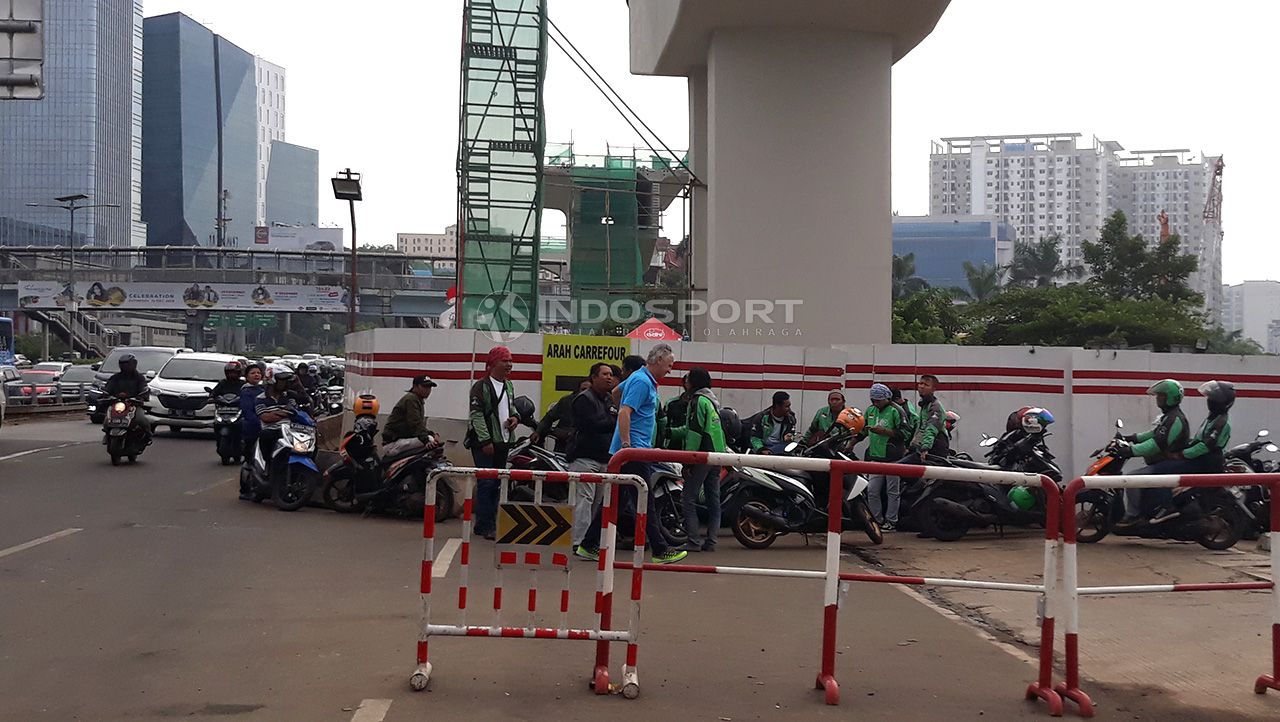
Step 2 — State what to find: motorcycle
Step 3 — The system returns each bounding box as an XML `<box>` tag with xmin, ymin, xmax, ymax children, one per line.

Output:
<box><xmin>1224</xmin><ymin>430</ymin><xmax>1276</xmax><ymax>539</ymax></box>
<box><xmin>240</xmin><ymin>408</ymin><xmax>320</xmax><ymax>511</ymax></box>
<box><xmin>728</xmin><ymin>430</ymin><xmax>883</xmax><ymax>550</ymax></box>
<box><xmin>103</xmin><ymin>396</ymin><xmax>150</xmax><ymax>466</ymax></box>
<box><xmin>210</xmin><ymin>390</ymin><xmax>243</xmax><ymax>465</ymax></box>
<box><xmin>1072</xmin><ymin>419</ymin><xmax>1251</xmax><ymax>550</ymax></box>
<box><xmin>317</xmin><ymin>385</ymin><xmax>344</xmax><ymax>417</ymax></box>
<box><xmin>321</xmin><ymin>418</ymin><xmax>454</xmax><ymax>519</ymax></box>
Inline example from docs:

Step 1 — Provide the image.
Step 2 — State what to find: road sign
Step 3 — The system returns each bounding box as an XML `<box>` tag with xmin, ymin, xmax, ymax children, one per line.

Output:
<box><xmin>497</xmin><ymin>503</ymin><xmax>573</xmax><ymax>547</ymax></box>
<box><xmin>208</xmin><ymin>312</ymin><xmax>277</xmax><ymax>328</ymax></box>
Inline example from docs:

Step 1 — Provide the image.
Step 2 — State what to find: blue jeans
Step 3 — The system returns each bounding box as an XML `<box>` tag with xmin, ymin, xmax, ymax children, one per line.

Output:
<box><xmin>581</xmin><ymin>461</ymin><xmax>669</xmax><ymax>554</ymax></box>
<box><xmin>472</xmin><ymin>444</ymin><xmax>509</xmax><ymax>535</ymax></box>
<box><xmin>1123</xmin><ymin>457</ymin><xmax>1217</xmax><ymax>518</ymax></box>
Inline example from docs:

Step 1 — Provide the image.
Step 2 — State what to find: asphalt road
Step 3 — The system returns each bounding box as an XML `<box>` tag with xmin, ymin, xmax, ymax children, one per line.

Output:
<box><xmin>0</xmin><ymin>419</ymin><xmax>1267</xmax><ymax>721</ymax></box>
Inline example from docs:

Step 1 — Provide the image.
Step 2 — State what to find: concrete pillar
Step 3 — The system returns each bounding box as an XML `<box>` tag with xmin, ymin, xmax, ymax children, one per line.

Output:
<box><xmin>628</xmin><ymin>0</ymin><xmax>950</xmax><ymax>347</ymax></box>
<box><xmin>687</xmin><ymin>66</ymin><xmax>709</xmax><ymax>338</ymax></box>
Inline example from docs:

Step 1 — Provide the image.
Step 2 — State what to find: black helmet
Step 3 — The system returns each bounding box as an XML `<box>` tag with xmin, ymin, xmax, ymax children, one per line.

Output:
<box><xmin>272</xmin><ymin>370</ymin><xmax>296</xmax><ymax>386</ymax></box>
<box><xmin>118</xmin><ymin>353</ymin><xmax>137</xmax><ymax>366</ymax></box>
<box><xmin>513</xmin><ymin>396</ymin><xmax>536</xmax><ymax>425</ymax></box>
<box><xmin>718</xmin><ymin>406</ymin><xmax>742</xmax><ymax>446</ymax></box>
<box><xmin>224</xmin><ymin>360</ymin><xmax>243</xmax><ymax>378</ymax></box>
<box><xmin>1198</xmin><ymin>380</ymin><xmax>1236</xmax><ymax>414</ymax></box>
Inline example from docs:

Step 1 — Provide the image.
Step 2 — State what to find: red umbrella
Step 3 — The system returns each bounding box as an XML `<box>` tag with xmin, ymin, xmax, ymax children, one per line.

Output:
<box><xmin>627</xmin><ymin>317</ymin><xmax>681</xmax><ymax>341</ymax></box>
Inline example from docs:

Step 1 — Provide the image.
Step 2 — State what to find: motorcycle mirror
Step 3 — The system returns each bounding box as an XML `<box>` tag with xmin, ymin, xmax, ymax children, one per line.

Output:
<box><xmin>204</xmin><ymin>386</ymin><xmax>214</xmax><ymax>393</ymax></box>
<box><xmin>1258</xmin><ymin>430</ymin><xmax>1270</xmax><ymax>439</ymax></box>
<box><xmin>1267</xmin><ymin>444</ymin><xmax>1278</xmax><ymax>453</ymax></box>
<box><xmin>1115</xmin><ymin>419</ymin><xmax>1124</xmax><ymax>429</ymax></box>
<box><xmin>784</xmin><ymin>441</ymin><xmax>799</xmax><ymax>453</ymax></box>
<box><xmin>979</xmin><ymin>437</ymin><xmax>998</xmax><ymax>447</ymax></box>
<box><xmin>145</xmin><ymin>370</ymin><xmax>156</xmax><ymax>380</ymax></box>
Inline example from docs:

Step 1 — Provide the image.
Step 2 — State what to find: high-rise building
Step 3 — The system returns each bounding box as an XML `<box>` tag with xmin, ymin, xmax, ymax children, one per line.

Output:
<box><xmin>264</xmin><ymin>140</ymin><xmax>318</xmax><ymax>227</ymax></box>
<box><xmin>141</xmin><ymin>12</ymin><xmax>258</xmax><ymax>248</ymax></box>
<box><xmin>1221</xmin><ymin>281</ymin><xmax>1280</xmax><ymax>352</ymax></box>
<box><xmin>398</xmin><ymin>226</ymin><xmax>458</xmax><ymax>259</ymax></box>
<box><xmin>254</xmin><ymin>57</ymin><xmax>285</xmax><ymax>225</ymax></box>
<box><xmin>929</xmin><ymin>134</ymin><xmax>1224</xmax><ymax>315</ymax></box>
<box><xmin>891</xmin><ymin>215</ymin><xmax>1016</xmax><ymax>290</ymax></box>
<box><xmin>0</xmin><ymin>0</ymin><xmax>146</xmax><ymax>247</ymax></box>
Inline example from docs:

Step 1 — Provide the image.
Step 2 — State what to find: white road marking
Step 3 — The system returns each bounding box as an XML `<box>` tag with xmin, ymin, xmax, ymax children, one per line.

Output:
<box><xmin>0</xmin><ymin>528</ymin><xmax>83</xmax><ymax>560</ymax></box>
<box><xmin>433</xmin><ymin>538</ymin><xmax>462</xmax><ymax>578</ymax></box>
<box><xmin>349</xmin><ymin>699</ymin><xmax>392</xmax><ymax>722</ymax></box>
<box><xmin>0</xmin><ymin>441</ymin><xmax>88</xmax><ymax>463</ymax></box>
<box><xmin>185</xmin><ymin>477</ymin><xmax>235</xmax><ymax>496</ymax></box>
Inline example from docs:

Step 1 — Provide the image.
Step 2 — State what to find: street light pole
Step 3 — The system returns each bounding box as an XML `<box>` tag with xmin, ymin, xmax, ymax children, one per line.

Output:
<box><xmin>331</xmin><ymin>169</ymin><xmax>363</xmax><ymax>334</ymax></box>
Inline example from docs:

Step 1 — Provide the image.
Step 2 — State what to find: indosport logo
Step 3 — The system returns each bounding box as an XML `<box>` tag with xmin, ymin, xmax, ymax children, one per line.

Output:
<box><xmin>475</xmin><ymin>291</ymin><xmax>531</xmax><ymax>343</ymax></box>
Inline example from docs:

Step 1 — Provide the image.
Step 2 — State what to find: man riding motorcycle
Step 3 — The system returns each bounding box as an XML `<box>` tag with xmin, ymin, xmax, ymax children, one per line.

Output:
<box><xmin>209</xmin><ymin>360</ymin><xmax>245</xmax><ymax>398</ymax></box>
<box><xmin>254</xmin><ymin>369</ymin><xmax>310</xmax><ymax>462</ymax></box>
<box><xmin>103</xmin><ymin>353</ymin><xmax>152</xmax><ymax>439</ymax></box>
<box><xmin>1114</xmin><ymin>378</ymin><xmax>1191</xmax><ymax>522</ymax></box>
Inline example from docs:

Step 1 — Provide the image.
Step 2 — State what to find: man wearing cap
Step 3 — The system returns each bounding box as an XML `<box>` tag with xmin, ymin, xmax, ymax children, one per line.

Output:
<box><xmin>470</xmin><ymin>346</ymin><xmax>519</xmax><ymax>539</ymax></box>
<box><xmin>382</xmin><ymin>375</ymin><xmax>441</xmax><ymax>448</ymax></box>
<box><xmin>805</xmin><ymin>389</ymin><xmax>849</xmax><ymax>445</ymax></box>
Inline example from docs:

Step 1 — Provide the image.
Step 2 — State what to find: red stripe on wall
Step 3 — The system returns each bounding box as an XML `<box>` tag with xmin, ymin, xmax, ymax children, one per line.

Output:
<box><xmin>847</xmin><ymin>380</ymin><xmax>1064</xmax><ymax>394</ymax></box>
<box><xmin>1075</xmin><ymin>384</ymin><xmax>1280</xmax><ymax>399</ymax></box>
<box><xmin>870</xmin><ymin>365</ymin><xmax>1063</xmax><ymax>379</ymax></box>
<box><xmin>1075</xmin><ymin>369</ymin><xmax>1280</xmax><ymax>385</ymax></box>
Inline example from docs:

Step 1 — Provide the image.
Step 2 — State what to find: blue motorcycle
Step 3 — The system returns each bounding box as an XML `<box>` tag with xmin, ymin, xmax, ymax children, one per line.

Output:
<box><xmin>241</xmin><ymin>409</ymin><xmax>319</xmax><ymax>511</ymax></box>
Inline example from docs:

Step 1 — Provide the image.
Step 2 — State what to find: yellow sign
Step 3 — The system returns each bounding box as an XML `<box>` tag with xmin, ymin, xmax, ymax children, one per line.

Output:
<box><xmin>497</xmin><ymin>503</ymin><xmax>573</xmax><ymax>547</ymax></box>
<box><xmin>540</xmin><ymin>334</ymin><xmax>631</xmax><ymax>414</ymax></box>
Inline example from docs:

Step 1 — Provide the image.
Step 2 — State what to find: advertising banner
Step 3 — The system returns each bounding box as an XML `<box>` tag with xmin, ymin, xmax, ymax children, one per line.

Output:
<box><xmin>16</xmin><ymin>280</ymin><xmax>348</xmax><ymax>313</ymax></box>
<box><xmin>539</xmin><ymin>334</ymin><xmax>631</xmax><ymax>414</ymax></box>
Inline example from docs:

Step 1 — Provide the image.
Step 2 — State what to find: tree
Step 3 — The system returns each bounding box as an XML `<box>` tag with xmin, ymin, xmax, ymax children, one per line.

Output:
<box><xmin>1201</xmin><ymin>326</ymin><xmax>1265</xmax><ymax>356</ymax></box>
<box><xmin>359</xmin><ymin>243</ymin><xmax>399</xmax><ymax>253</ymax></box>
<box><xmin>1082</xmin><ymin>211</ymin><xmax>1201</xmax><ymax>306</ymax></box>
<box><xmin>951</xmin><ymin>261</ymin><xmax>1004</xmax><ymax>303</ymax></box>
<box><xmin>1007</xmin><ymin>235</ymin><xmax>1083</xmax><ymax>288</ymax></box>
<box><xmin>893</xmin><ymin>288</ymin><xmax>968</xmax><ymax>344</ymax></box>
<box><xmin>892</xmin><ymin>253</ymin><xmax>929</xmax><ymax>300</ymax></box>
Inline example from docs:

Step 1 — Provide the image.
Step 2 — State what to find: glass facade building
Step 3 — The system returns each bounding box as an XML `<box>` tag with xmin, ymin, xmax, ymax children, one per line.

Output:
<box><xmin>892</xmin><ymin>216</ymin><xmax>1016</xmax><ymax>290</ymax></box>
<box><xmin>141</xmin><ymin>13</ymin><xmax>256</xmax><ymax>248</ymax></box>
<box><xmin>0</xmin><ymin>0</ymin><xmax>145</xmax><ymax>247</ymax></box>
<box><xmin>264</xmin><ymin>140</ymin><xmax>318</xmax><ymax>227</ymax></box>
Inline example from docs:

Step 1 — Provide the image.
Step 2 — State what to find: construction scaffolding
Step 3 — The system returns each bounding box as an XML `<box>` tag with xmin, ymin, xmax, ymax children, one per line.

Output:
<box><xmin>456</xmin><ymin>0</ymin><xmax>547</xmax><ymax>333</ymax></box>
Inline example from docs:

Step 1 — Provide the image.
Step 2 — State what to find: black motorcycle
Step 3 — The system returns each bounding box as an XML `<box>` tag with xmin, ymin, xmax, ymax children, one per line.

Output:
<box><xmin>321</xmin><ymin>417</ymin><xmax>453</xmax><ymax>519</ymax></box>
<box><xmin>1224</xmin><ymin>430</ymin><xmax>1276</xmax><ymax>539</ymax></box>
<box><xmin>211</xmin><ymin>391</ymin><xmax>243</xmax><ymax>465</ymax></box>
<box><xmin>103</xmin><ymin>395</ymin><xmax>151</xmax><ymax>466</ymax></box>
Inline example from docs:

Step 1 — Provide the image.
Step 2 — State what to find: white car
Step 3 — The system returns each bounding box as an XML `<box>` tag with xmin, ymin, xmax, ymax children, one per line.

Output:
<box><xmin>144</xmin><ymin>352</ymin><xmax>247</xmax><ymax>432</ymax></box>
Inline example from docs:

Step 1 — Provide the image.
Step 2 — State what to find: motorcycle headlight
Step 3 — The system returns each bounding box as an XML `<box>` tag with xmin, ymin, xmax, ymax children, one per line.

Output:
<box><xmin>113</xmin><ymin>402</ymin><xmax>126</xmax><ymax>413</ymax></box>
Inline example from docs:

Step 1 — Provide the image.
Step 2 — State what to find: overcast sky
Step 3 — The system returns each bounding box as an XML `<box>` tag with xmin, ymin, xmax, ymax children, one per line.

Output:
<box><xmin>146</xmin><ymin>0</ymin><xmax>1276</xmax><ymax>284</ymax></box>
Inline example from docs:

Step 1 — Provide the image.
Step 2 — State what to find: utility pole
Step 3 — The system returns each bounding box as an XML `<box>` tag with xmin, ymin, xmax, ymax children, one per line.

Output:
<box><xmin>330</xmin><ymin>169</ymin><xmax>363</xmax><ymax>333</ymax></box>
<box><xmin>26</xmin><ymin>194</ymin><xmax>118</xmax><ymax>358</ymax></box>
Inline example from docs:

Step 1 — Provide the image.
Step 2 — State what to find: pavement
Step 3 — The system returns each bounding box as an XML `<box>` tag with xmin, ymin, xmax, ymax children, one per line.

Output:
<box><xmin>1</xmin><ymin>418</ymin><xmax>1276</xmax><ymax>721</ymax></box>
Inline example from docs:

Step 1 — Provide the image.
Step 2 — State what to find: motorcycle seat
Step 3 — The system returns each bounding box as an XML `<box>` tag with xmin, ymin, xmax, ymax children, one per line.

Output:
<box><xmin>948</xmin><ymin>458</ymin><xmax>1003</xmax><ymax>472</ymax></box>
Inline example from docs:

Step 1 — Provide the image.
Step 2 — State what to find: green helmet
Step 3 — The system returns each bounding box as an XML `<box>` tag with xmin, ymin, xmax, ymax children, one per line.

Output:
<box><xmin>1146</xmin><ymin>379</ymin><xmax>1184</xmax><ymax>410</ymax></box>
<box><xmin>1007</xmin><ymin>487</ymin><xmax>1036</xmax><ymax>511</ymax></box>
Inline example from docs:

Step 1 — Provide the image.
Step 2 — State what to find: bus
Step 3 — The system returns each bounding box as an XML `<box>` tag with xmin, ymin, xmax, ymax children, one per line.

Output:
<box><xmin>0</xmin><ymin>316</ymin><xmax>14</xmax><ymax>366</ymax></box>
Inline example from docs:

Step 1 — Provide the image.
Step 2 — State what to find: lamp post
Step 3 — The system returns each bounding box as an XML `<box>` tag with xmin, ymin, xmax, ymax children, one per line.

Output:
<box><xmin>331</xmin><ymin>169</ymin><xmax>363</xmax><ymax>333</ymax></box>
<box><xmin>26</xmin><ymin>194</ymin><xmax>119</xmax><ymax>357</ymax></box>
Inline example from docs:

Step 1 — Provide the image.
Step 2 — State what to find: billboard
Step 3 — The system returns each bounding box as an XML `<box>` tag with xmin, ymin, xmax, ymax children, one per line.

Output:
<box><xmin>539</xmin><ymin>334</ymin><xmax>631</xmax><ymax>414</ymax></box>
<box><xmin>16</xmin><ymin>280</ymin><xmax>348</xmax><ymax>313</ymax></box>
<box><xmin>251</xmin><ymin>226</ymin><xmax>343</xmax><ymax>252</ymax></box>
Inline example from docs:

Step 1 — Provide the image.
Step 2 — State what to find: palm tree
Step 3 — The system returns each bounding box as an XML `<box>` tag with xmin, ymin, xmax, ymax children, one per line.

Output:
<box><xmin>1007</xmin><ymin>235</ymin><xmax>1084</xmax><ymax>287</ymax></box>
<box><xmin>893</xmin><ymin>253</ymin><xmax>930</xmax><ymax>300</ymax></box>
<box><xmin>951</xmin><ymin>261</ymin><xmax>1005</xmax><ymax>303</ymax></box>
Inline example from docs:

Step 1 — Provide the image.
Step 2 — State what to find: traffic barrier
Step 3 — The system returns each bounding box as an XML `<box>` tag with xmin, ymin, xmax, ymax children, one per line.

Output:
<box><xmin>410</xmin><ymin>466</ymin><xmax>649</xmax><ymax>699</ymax></box>
<box><xmin>1059</xmin><ymin>473</ymin><xmax>1280</xmax><ymax>717</ymax></box>
<box><xmin>606</xmin><ymin>448</ymin><xmax>1066</xmax><ymax>713</ymax></box>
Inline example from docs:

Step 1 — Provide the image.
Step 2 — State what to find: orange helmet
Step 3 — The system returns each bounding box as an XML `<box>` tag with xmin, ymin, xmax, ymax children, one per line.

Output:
<box><xmin>353</xmin><ymin>393</ymin><xmax>379</xmax><ymax>418</ymax></box>
<box><xmin>836</xmin><ymin>407</ymin><xmax>865</xmax><ymax>435</ymax></box>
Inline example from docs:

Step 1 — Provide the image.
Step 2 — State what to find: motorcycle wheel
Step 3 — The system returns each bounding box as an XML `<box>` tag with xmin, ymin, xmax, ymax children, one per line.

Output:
<box><xmin>731</xmin><ymin>495</ymin><xmax>780</xmax><ymax>550</ymax></box>
<box><xmin>919</xmin><ymin>499</ymin><xmax>969</xmax><ymax>542</ymax></box>
<box><xmin>1196</xmin><ymin>501</ymin><xmax>1244</xmax><ymax>551</ymax></box>
<box><xmin>110</xmin><ymin>453</ymin><xmax>121</xmax><ymax>466</ymax></box>
<box><xmin>852</xmin><ymin>498</ymin><xmax>883</xmax><ymax>546</ymax></box>
<box><xmin>1075</xmin><ymin>494</ymin><xmax>1111</xmax><ymax>544</ymax></box>
<box><xmin>273</xmin><ymin>464</ymin><xmax>314</xmax><ymax>512</ymax></box>
<box><xmin>321</xmin><ymin>475</ymin><xmax>361</xmax><ymax>513</ymax></box>
<box><xmin>435</xmin><ymin>482</ymin><xmax>454</xmax><ymax>523</ymax></box>
<box><xmin>656</xmin><ymin>490</ymin><xmax>688</xmax><ymax>547</ymax></box>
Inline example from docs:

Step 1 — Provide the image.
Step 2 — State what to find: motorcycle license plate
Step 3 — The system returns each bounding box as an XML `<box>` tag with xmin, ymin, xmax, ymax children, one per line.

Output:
<box><xmin>109</xmin><ymin>429</ymin><xmax>126</xmax><ymax>436</ymax></box>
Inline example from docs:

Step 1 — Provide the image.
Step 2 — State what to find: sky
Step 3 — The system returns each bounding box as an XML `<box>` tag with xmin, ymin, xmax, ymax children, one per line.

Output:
<box><xmin>145</xmin><ymin>0</ymin><xmax>1278</xmax><ymax>284</ymax></box>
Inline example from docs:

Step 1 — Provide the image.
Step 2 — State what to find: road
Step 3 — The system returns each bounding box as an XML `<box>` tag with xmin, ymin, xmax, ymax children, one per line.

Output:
<box><xmin>0</xmin><ymin>419</ymin><xmax>1272</xmax><ymax>721</ymax></box>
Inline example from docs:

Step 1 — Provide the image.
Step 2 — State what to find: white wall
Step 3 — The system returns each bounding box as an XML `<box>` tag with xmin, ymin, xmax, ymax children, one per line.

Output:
<box><xmin>348</xmin><ymin>329</ymin><xmax>1280</xmax><ymax>479</ymax></box>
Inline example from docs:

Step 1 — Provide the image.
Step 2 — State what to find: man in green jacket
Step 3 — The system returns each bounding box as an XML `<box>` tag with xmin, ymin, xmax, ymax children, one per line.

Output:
<box><xmin>901</xmin><ymin>375</ymin><xmax>948</xmax><ymax>463</ymax></box>
<box><xmin>750</xmin><ymin>391</ymin><xmax>796</xmax><ymax>454</ymax></box>
<box><xmin>470</xmin><ymin>346</ymin><xmax>518</xmax><ymax>539</ymax></box>
<box><xmin>806</xmin><ymin>389</ymin><xmax>849</xmax><ymax>444</ymax></box>
<box><xmin>382</xmin><ymin>375</ymin><xmax>440</xmax><ymax>448</ymax></box>
<box><xmin>1114</xmin><ymin>378</ymin><xmax>1192</xmax><ymax>523</ymax></box>
<box><xmin>861</xmin><ymin>383</ymin><xmax>905</xmax><ymax>530</ymax></box>
<box><xmin>678</xmin><ymin>367</ymin><xmax>726</xmax><ymax>552</ymax></box>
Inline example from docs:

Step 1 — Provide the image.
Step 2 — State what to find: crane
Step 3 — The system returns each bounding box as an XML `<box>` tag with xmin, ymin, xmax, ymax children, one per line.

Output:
<box><xmin>1203</xmin><ymin>157</ymin><xmax>1224</xmax><ymax>221</ymax></box>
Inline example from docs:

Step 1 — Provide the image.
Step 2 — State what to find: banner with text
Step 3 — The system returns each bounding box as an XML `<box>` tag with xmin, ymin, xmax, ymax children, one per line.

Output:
<box><xmin>16</xmin><ymin>280</ymin><xmax>348</xmax><ymax>313</ymax></box>
<box><xmin>539</xmin><ymin>334</ymin><xmax>631</xmax><ymax>414</ymax></box>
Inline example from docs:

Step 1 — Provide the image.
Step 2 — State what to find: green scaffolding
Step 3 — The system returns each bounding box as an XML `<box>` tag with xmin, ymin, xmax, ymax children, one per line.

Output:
<box><xmin>456</xmin><ymin>0</ymin><xmax>546</xmax><ymax>333</ymax></box>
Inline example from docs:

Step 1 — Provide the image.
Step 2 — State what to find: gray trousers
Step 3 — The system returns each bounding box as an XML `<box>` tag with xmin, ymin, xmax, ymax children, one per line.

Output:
<box><xmin>568</xmin><ymin>457</ymin><xmax>606</xmax><ymax>546</ymax></box>
<box><xmin>868</xmin><ymin>473</ymin><xmax>900</xmax><ymax>525</ymax></box>
<box><xmin>680</xmin><ymin>463</ymin><xmax>722</xmax><ymax>548</ymax></box>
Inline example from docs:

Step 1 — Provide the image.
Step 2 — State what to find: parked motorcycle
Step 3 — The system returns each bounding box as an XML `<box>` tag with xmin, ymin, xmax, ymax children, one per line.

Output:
<box><xmin>103</xmin><ymin>396</ymin><xmax>151</xmax><ymax>466</ymax></box>
<box><xmin>240</xmin><ymin>409</ymin><xmax>320</xmax><ymax>511</ymax></box>
<box><xmin>729</xmin><ymin>430</ymin><xmax>883</xmax><ymax>550</ymax></box>
<box><xmin>321</xmin><ymin>417</ymin><xmax>453</xmax><ymax>519</ymax></box>
<box><xmin>1224</xmin><ymin>430</ymin><xmax>1276</xmax><ymax>539</ymax></box>
<box><xmin>1072</xmin><ymin>420</ymin><xmax>1251</xmax><ymax>550</ymax></box>
<box><xmin>211</xmin><ymin>391</ymin><xmax>243</xmax><ymax>465</ymax></box>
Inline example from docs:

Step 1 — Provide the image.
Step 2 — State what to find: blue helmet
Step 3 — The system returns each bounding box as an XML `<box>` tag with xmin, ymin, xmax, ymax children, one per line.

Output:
<box><xmin>1021</xmin><ymin>408</ymin><xmax>1055</xmax><ymax>434</ymax></box>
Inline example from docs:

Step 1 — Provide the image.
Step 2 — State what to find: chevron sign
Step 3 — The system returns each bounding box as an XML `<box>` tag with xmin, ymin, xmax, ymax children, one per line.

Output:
<box><xmin>497</xmin><ymin>503</ymin><xmax>573</xmax><ymax>547</ymax></box>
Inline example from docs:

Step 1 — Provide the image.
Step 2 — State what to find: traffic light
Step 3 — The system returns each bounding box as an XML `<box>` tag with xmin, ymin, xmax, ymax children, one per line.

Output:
<box><xmin>1</xmin><ymin>0</ymin><xmax>43</xmax><ymax>100</ymax></box>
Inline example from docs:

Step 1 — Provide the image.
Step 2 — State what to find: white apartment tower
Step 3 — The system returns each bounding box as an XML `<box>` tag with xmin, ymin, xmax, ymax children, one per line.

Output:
<box><xmin>930</xmin><ymin>133</ymin><xmax>1224</xmax><ymax>315</ymax></box>
<box><xmin>398</xmin><ymin>226</ymin><xmax>458</xmax><ymax>270</ymax></box>
<box><xmin>254</xmin><ymin>57</ymin><xmax>287</xmax><ymax>226</ymax></box>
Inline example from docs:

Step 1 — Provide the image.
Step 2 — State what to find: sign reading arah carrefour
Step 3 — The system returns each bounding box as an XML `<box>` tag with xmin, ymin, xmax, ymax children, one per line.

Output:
<box><xmin>539</xmin><ymin>334</ymin><xmax>630</xmax><ymax>414</ymax></box>
<box><xmin>16</xmin><ymin>281</ymin><xmax>348</xmax><ymax>313</ymax></box>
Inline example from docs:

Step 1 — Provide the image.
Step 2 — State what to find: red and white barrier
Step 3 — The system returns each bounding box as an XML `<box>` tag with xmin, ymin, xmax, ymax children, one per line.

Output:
<box><xmin>606</xmin><ymin>448</ymin><xmax>1066</xmax><ymax>713</ymax></box>
<box><xmin>411</xmin><ymin>466</ymin><xmax>649</xmax><ymax>699</ymax></box>
<box><xmin>1059</xmin><ymin>474</ymin><xmax>1280</xmax><ymax>718</ymax></box>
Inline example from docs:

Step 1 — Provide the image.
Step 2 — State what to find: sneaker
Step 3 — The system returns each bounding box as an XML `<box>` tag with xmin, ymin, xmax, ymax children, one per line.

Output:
<box><xmin>701</xmin><ymin>542</ymin><xmax>715</xmax><ymax>552</ymax></box>
<box><xmin>882</xmin><ymin>522</ymin><xmax>897</xmax><ymax>532</ymax></box>
<box><xmin>651</xmin><ymin>549</ymin><xmax>688</xmax><ymax>565</ymax></box>
<box><xmin>575</xmin><ymin>545</ymin><xmax>600</xmax><ymax>561</ymax></box>
<box><xmin>679</xmin><ymin>542</ymin><xmax>703</xmax><ymax>553</ymax></box>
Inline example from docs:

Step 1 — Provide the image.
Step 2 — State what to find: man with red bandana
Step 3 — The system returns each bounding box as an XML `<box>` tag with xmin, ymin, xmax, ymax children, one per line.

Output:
<box><xmin>469</xmin><ymin>345</ymin><xmax>519</xmax><ymax>539</ymax></box>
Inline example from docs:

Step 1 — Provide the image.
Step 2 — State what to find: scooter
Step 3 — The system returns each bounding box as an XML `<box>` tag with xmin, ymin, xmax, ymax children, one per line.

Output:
<box><xmin>1072</xmin><ymin>420</ymin><xmax>1251</xmax><ymax>550</ymax></box>
<box><xmin>728</xmin><ymin>431</ymin><xmax>883</xmax><ymax>550</ymax></box>
<box><xmin>103</xmin><ymin>395</ymin><xmax>151</xmax><ymax>466</ymax></box>
<box><xmin>321</xmin><ymin>418</ymin><xmax>454</xmax><ymax>519</ymax></box>
<box><xmin>1224</xmin><ymin>430</ymin><xmax>1275</xmax><ymax>539</ymax></box>
<box><xmin>211</xmin><ymin>391</ymin><xmax>243</xmax><ymax>465</ymax></box>
<box><xmin>241</xmin><ymin>409</ymin><xmax>320</xmax><ymax>512</ymax></box>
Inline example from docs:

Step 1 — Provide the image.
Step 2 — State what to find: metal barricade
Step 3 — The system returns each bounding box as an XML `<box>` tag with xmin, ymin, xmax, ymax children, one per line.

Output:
<box><xmin>411</xmin><ymin>466</ymin><xmax>649</xmax><ymax>699</ymax></box>
<box><xmin>605</xmin><ymin>449</ymin><xmax>1065</xmax><ymax>713</ymax></box>
<box><xmin>1059</xmin><ymin>473</ymin><xmax>1280</xmax><ymax>717</ymax></box>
